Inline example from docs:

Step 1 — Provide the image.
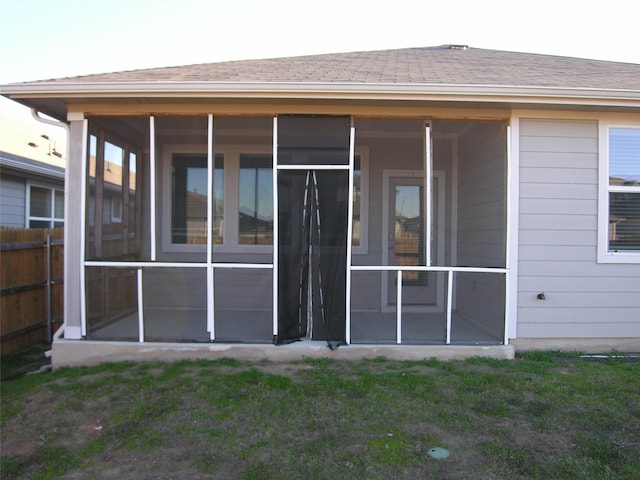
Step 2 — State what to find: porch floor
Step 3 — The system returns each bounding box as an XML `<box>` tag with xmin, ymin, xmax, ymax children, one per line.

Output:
<box><xmin>86</xmin><ymin>308</ymin><xmax>502</xmax><ymax>345</ymax></box>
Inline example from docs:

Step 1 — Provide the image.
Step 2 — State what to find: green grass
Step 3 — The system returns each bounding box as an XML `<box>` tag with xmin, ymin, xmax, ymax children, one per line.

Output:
<box><xmin>1</xmin><ymin>352</ymin><xmax>639</xmax><ymax>479</ymax></box>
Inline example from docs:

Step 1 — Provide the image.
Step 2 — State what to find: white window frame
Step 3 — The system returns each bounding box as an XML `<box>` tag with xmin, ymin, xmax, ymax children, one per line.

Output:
<box><xmin>351</xmin><ymin>147</ymin><xmax>369</xmax><ymax>254</ymax></box>
<box><xmin>110</xmin><ymin>196</ymin><xmax>122</xmax><ymax>223</ymax></box>
<box><xmin>597</xmin><ymin>121</ymin><xmax>640</xmax><ymax>264</ymax></box>
<box><xmin>25</xmin><ymin>181</ymin><xmax>64</xmax><ymax>228</ymax></box>
<box><xmin>162</xmin><ymin>144</ymin><xmax>370</xmax><ymax>255</ymax></box>
<box><xmin>162</xmin><ymin>145</ymin><xmax>227</xmax><ymax>253</ymax></box>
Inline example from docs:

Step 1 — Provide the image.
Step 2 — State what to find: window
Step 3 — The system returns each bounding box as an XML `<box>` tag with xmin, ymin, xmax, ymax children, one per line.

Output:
<box><xmin>27</xmin><ymin>184</ymin><xmax>64</xmax><ymax>228</ymax></box>
<box><xmin>352</xmin><ymin>155</ymin><xmax>363</xmax><ymax>248</ymax></box>
<box><xmin>111</xmin><ymin>197</ymin><xmax>122</xmax><ymax>223</ymax></box>
<box><xmin>239</xmin><ymin>154</ymin><xmax>273</xmax><ymax>245</ymax></box>
<box><xmin>171</xmin><ymin>154</ymin><xmax>224</xmax><ymax>245</ymax></box>
<box><xmin>598</xmin><ymin>124</ymin><xmax>640</xmax><ymax>263</ymax></box>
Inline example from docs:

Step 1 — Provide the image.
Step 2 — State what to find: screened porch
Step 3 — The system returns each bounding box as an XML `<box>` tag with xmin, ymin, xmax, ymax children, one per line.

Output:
<box><xmin>81</xmin><ymin>115</ymin><xmax>509</xmax><ymax>346</ymax></box>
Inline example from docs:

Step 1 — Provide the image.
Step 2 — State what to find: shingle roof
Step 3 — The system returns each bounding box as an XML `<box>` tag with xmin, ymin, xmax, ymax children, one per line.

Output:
<box><xmin>21</xmin><ymin>45</ymin><xmax>640</xmax><ymax>90</ymax></box>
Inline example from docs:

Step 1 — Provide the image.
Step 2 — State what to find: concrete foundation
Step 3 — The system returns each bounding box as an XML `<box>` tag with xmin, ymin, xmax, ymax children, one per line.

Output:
<box><xmin>512</xmin><ymin>337</ymin><xmax>640</xmax><ymax>353</ymax></box>
<box><xmin>51</xmin><ymin>339</ymin><xmax>515</xmax><ymax>369</ymax></box>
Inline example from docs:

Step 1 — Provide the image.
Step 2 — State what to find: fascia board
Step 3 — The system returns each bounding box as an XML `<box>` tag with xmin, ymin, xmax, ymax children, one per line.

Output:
<box><xmin>2</xmin><ymin>81</ymin><xmax>640</xmax><ymax>108</ymax></box>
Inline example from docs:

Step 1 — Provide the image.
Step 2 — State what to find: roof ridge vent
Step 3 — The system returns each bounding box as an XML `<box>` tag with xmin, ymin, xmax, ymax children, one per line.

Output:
<box><xmin>449</xmin><ymin>44</ymin><xmax>469</xmax><ymax>50</ymax></box>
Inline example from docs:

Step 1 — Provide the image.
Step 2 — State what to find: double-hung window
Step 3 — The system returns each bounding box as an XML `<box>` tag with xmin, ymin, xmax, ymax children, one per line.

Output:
<box><xmin>27</xmin><ymin>184</ymin><xmax>64</xmax><ymax>228</ymax></box>
<box><xmin>239</xmin><ymin>154</ymin><xmax>273</xmax><ymax>245</ymax></box>
<box><xmin>598</xmin><ymin>124</ymin><xmax>640</xmax><ymax>263</ymax></box>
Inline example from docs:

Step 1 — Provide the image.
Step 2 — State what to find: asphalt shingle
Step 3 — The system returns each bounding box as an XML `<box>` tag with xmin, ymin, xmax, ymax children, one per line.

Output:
<box><xmin>17</xmin><ymin>45</ymin><xmax>640</xmax><ymax>91</ymax></box>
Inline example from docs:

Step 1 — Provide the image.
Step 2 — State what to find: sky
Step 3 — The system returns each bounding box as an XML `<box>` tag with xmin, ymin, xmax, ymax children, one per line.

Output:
<box><xmin>1</xmin><ymin>0</ymin><xmax>639</xmax><ymax>128</ymax></box>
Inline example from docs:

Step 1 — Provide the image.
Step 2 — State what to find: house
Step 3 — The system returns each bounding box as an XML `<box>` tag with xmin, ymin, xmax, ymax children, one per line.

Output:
<box><xmin>2</xmin><ymin>45</ymin><xmax>638</xmax><ymax>366</ymax></box>
<box><xmin>0</xmin><ymin>114</ymin><xmax>66</xmax><ymax>228</ymax></box>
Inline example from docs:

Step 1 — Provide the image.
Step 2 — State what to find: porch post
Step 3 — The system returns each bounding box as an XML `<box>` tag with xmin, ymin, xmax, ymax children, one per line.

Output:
<box><xmin>425</xmin><ymin>123</ymin><xmax>433</xmax><ymax>267</ymax></box>
<box><xmin>504</xmin><ymin>124</ymin><xmax>515</xmax><ymax>345</ymax></box>
<box><xmin>137</xmin><ymin>268</ymin><xmax>144</xmax><ymax>342</ymax></box>
<box><xmin>396</xmin><ymin>271</ymin><xmax>402</xmax><ymax>344</ymax></box>
<box><xmin>64</xmin><ymin>115</ymin><xmax>87</xmax><ymax>339</ymax></box>
<box><xmin>345</xmin><ymin>121</ymin><xmax>355</xmax><ymax>344</ymax></box>
<box><xmin>207</xmin><ymin>114</ymin><xmax>215</xmax><ymax>340</ymax></box>
<box><xmin>79</xmin><ymin>118</ymin><xmax>88</xmax><ymax>337</ymax></box>
<box><xmin>272</xmin><ymin>116</ymin><xmax>279</xmax><ymax>338</ymax></box>
<box><xmin>149</xmin><ymin>116</ymin><xmax>157</xmax><ymax>261</ymax></box>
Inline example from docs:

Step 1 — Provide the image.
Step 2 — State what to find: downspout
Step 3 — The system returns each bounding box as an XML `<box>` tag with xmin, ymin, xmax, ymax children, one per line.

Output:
<box><xmin>31</xmin><ymin>109</ymin><xmax>70</xmax><ymax>342</ymax></box>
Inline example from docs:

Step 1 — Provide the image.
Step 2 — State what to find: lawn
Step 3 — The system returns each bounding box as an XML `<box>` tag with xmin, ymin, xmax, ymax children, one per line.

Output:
<box><xmin>1</xmin><ymin>351</ymin><xmax>639</xmax><ymax>479</ymax></box>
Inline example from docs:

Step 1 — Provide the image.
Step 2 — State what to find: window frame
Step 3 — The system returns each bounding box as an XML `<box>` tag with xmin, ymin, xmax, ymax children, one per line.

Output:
<box><xmin>162</xmin><ymin>144</ymin><xmax>369</xmax><ymax>255</ymax></box>
<box><xmin>25</xmin><ymin>181</ymin><xmax>64</xmax><ymax>228</ymax></box>
<box><xmin>597</xmin><ymin>121</ymin><xmax>640</xmax><ymax>263</ymax></box>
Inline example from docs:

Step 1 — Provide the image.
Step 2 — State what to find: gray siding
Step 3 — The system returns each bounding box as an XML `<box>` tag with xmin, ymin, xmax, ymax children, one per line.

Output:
<box><xmin>0</xmin><ymin>174</ymin><xmax>25</xmax><ymax>227</ymax></box>
<box><xmin>517</xmin><ymin>119</ymin><xmax>640</xmax><ymax>339</ymax></box>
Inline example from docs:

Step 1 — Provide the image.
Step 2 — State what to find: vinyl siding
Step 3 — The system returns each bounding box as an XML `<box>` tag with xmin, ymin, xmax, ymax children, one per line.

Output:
<box><xmin>517</xmin><ymin>118</ymin><xmax>640</xmax><ymax>339</ymax></box>
<box><xmin>0</xmin><ymin>174</ymin><xmax>26</xmax><ymax>227</ymax></box>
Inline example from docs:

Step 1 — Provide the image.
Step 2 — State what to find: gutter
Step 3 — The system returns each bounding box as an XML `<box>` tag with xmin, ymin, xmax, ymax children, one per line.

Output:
<box><xmin>2</xmin><ymin>82</ymin><xmax>640</xmax><ymax>109</ymax></box>
<box><xmin>30</xmin><ymin>108</ymin><xmax>69</xmax><ymax>343</ymax></box>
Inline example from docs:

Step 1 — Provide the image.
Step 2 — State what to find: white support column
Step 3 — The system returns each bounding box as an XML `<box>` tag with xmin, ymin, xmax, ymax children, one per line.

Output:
<box><xmin>425</xmin><ymin>124</ymin><xmax>433</xmax><ymax>266</ymax></box>
<box><xmin>272</xmin><ymin>116</ymin><xmax>279</xmax><ymax>339</ymax></box>
<box><xmin>79</xmin><ymin>119</ymin><xmax>89</xmax><ymax>337</ymax></box>
<box><xmin>345</xmin><ymin>123</ymin><xmax>355</xmax><ymax>344</ymax></box>
<box><xmin>207</xmin><ymin>114</ymin><xmax>215</xmax><ymax>340</ymax></box>
<box><xmin>446</xmin><ymin>270</ymin><xmax>453</xmax><ymax>344</ymax></box>
<box><xmin>149</xmin><ymin>116</ymin><xmax>157</xmax><ymax>261</ymax></box>
<box><xmin>137</xmin><ymin>268</ymin><xmax>144</xmax><ymax>343</ymax></box>
<box><xmin>504</xmin><ymin>124</ymin><xmax>513</xmax><ymax>345</ymax></box>
<box><xmin>396</xmin><ymin>271</ymin><xmax>402</xmax><ymax>344</ymax></box>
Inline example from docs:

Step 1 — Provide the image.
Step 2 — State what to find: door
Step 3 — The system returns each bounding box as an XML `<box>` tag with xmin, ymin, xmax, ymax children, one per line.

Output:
<box><xmin>275</xmin><ymin>116</ymin><xmax>350</xmax><ymax>345</ymax></box>
<box><xmin>387</xmin><ymin>174</ymin><xmax>442</xmax><ymax>306</ymax></box>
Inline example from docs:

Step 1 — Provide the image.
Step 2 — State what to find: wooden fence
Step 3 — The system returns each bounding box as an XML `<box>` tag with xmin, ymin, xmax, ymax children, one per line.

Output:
<box><xmin>1</xmin><ymin>227</ymin><xmax>64</xmax><ymax>355</ymax></box>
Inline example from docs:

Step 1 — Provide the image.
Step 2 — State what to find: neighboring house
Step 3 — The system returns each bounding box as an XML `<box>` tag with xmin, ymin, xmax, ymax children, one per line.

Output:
<box><xmin>1</xmin><ymin>45</ymin><xmax>639</xmax><ymax>366</ymax></box>
<box><xmin>0</xmin><ymin>115</ymin><xmax>66</xmax><ymax>228</ymax></box>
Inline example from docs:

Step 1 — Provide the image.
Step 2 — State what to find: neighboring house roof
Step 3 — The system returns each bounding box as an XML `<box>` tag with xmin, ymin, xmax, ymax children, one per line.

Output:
<box><xmin>0</xmin><ymin>114</ymin><xmax>66</xmax><ymax>180</ymax></box>
<box><xmin>2</xmin><ymin>45</ymin><xmax>640</xmax><ymax>119</ymax></box>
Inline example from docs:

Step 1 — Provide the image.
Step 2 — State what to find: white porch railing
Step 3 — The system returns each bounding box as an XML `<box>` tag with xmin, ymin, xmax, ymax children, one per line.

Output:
<box><xmin>349</xmin><ymin>265</ymin><xmax>508</xmax><ymax>345</ymax></box>
<box><xmin>83</xmin><ymin>262</ymin><xmax>507</xmax><ymax>345</ymax></box>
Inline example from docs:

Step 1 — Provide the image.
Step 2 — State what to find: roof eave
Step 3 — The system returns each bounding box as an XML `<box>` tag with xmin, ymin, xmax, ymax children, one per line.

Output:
<box><xmin>3</xmin><ymin>81</ymin><xmax>640</xmax><ymax>109</ymax></box>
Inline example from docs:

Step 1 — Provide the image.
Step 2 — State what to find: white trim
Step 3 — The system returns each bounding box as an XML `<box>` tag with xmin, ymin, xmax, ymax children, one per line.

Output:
<box><xmin>277</xmin><ymin>164</ymin><xmax>350</xmax><ymax>170</ymax></box>
<box><xmin>346</xmin><ymin>125</ymin><xmax>355</xmax><ymax>344</ymax></box>
<box><xmin>110</xmin><ymin>196</ymin><xmax>122</xmax><ymax>223</ymax></box>
<box><xmin>352</xmin><ymin>147</ymin><xmax>370</xmax><ymax>255</ymax></box>
<box><xmin>137</xmin><ymin>268</ymin><xmax>144</xmax><ymax>342</ymax></box>
<box><xmin>84</xmin><ymin>260</ymin><xmax>272</xmax><ymax>269</ymax></box>
<box><xmin>504</xmin><ymin>123</ymin><xmax>516</xmax><ymax>344</ymax></box>
<box><xmin>446</xmin><ymin>271</ymin><xmax>453</xmax><ymax>344</ymax></box>
<box><xmin>25</xmin><ymin>181</ymin><xmax>64</xmax><ymax>228</ymax></box>
<box><xmin>85</xmin><ymin>261</ymin><xmax>208</xmax><ymax>268</ymax></box>
<box><xmin>272</xmin><ymin>116</ymin><xmax>279</xmax><ymax>337</ymax></box>
<box><xmin>425</xmin><ymin>124</ymin><xmax>432</xmax><ymax>266</ymax></box>
<box><xmin>6</xmin><ymin>82</ymin><xmax>640</xmax><ymax>108</ymax></box>
<box><xmin>80</xmin><ymin>119</ymin><xmax>88</xmax><ymax>337</ymax></box>
<box><xmin>597</xmin><ymin>121</ymin><xmax>640</xmax><ymax>263</ymax></box>
<box><xmin>207</xmin><ymin>115</ymin><xmax>214</xmax><ymax>264</ymax></box>
<box><xmin>207</xmin><ymin>115</ymin><xmax>215</xmax><ymax>340</ymax></box>
<box><xmin>352</xmin><ymin>265</ymin><xmax>507</xmax><ymax>273</ymax></box>
<box><xmin>149</xmin><ymin>116</ymin><xmax>157</xmax><ymax>261</ymax></box>
<box><xmin>396</xmin><ymin>271</ymin><xmax>402</xmax><ymax>344</ymax></box>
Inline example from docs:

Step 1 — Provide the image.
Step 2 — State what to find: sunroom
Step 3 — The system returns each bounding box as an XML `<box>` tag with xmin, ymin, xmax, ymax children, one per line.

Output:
<box><xmin>81</xmin><ymin>114</ymin><xmax>509</xmax><ymax>347</ymax></box>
